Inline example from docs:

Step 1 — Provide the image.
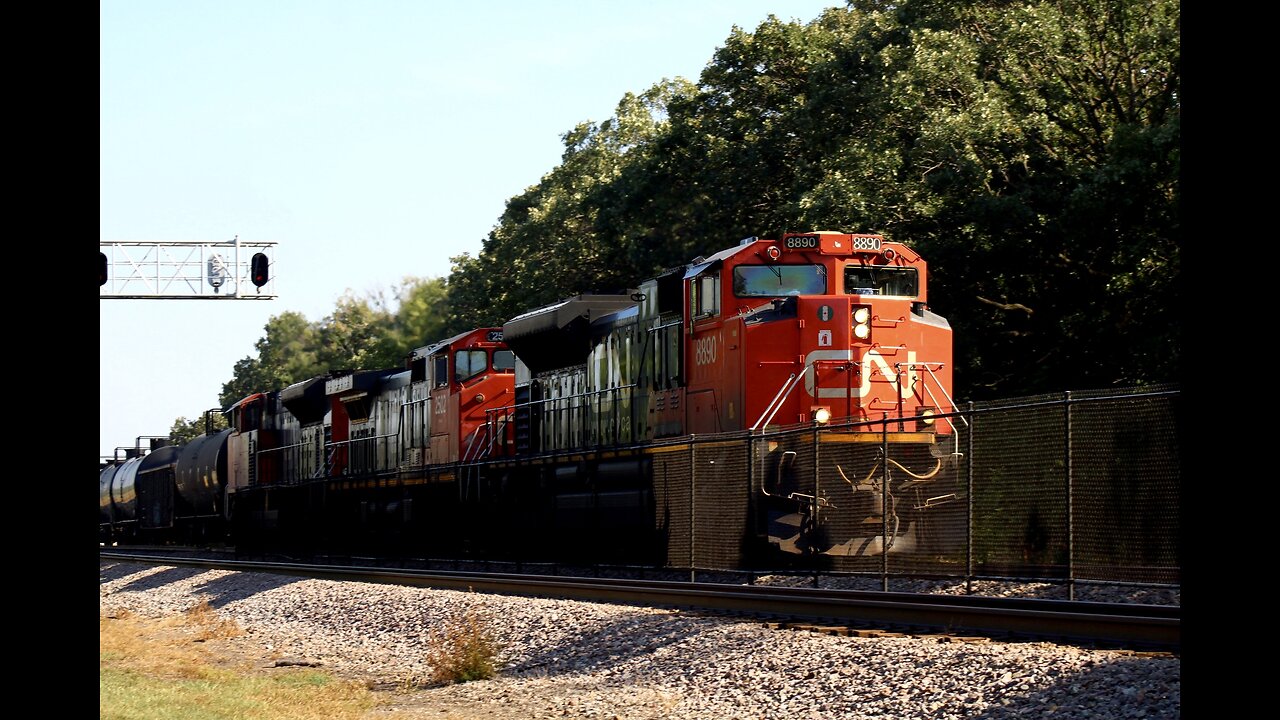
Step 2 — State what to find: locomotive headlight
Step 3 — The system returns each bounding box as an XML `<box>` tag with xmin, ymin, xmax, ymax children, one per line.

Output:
<box><xmin>852</xmin><ymin>305</ymin><xmax>871</xmax><ymax>340</ymax></box>
<box><xmin>812</xmin><ymin>406</ymin><xmax>831</xmax><ymax>424</ymax></box>
<box><xmin>921</xmin><ymin>408</ymin><xmax>936</xmax><ymax>425</ymax></box>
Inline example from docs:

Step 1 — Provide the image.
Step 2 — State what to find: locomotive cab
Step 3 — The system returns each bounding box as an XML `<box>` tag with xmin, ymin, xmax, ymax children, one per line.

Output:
<box><xmin>683</xmin><ymin>232</ymin><xmax>956</xmax><ymax>437</ymax></box>
<box><xmin>225</xmin><ymin>391</ymin><xmax>296</xmax><ymax>491</ymax></box>
<box><xmin>420</xmin><ymin>328</ymin><xmax>516</xmax><ymax>464</ymax></box>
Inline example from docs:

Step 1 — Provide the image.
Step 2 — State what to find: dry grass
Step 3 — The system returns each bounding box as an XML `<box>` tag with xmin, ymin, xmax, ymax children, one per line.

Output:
<box><xmin>100</xmin><ymin>606</ymin><xmax>374</xmax><ymax>720</ymax></box>
<box><xmin>421</xmin><ymin>605</ymin><xmax>502</xmax><ymax>686</ymax></box>
<box><xmin>185</xmin><ymin>598</ymin><xmax>245</xmax><ymax>642</ymax></box>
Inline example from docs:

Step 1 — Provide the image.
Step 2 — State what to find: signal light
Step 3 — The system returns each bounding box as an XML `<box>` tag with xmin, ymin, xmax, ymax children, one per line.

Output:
<box><xmin>99</xmin><ymin>252</ymin><xmax>108</xmax><ymax>286</ymax></box>
<box><xmin>250</xmin><ymin>253</ymin><xmax>269</xmax><ymax>287</ymax></box>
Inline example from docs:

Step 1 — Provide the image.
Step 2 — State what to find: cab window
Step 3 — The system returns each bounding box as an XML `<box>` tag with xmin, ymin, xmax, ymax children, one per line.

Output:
<box><xmin>236</xmin><ymin>401</ymin><xmax>261</xmax><ymax>432</ymax></box>
<box><xmin>493</xmin><ymin>350</ymin><xmax>516</xmax><ymax>372</ymax></box>
<box><xmin>733</xmin><ymin>264</ymin><xmax>827</xmax><ymax>297</ymax></box>
<box><xmin>691</xmin><ymin>273</ymin><xmax>720</xmax><ymax>318</ymax></box>
<box><xmin>455</xmin><ymin>349</ymin><xmax>487</xmax><ymax>383</ymax></box>
<box><xmin>844</xmin><ymin>266</ymin><xmax>918</xmax><ymax>297</ymax></box>
<box><xmin>433</xmin><ymin>355</ymin><xmax>449</xmax><ymax>388</ymax></box>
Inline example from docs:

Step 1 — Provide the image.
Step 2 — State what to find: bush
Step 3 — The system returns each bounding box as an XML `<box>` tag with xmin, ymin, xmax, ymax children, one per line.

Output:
<box><xmin>424</xmin><ymin>605</ymin><xmax>500</xmax><ymax>685</ymax></box>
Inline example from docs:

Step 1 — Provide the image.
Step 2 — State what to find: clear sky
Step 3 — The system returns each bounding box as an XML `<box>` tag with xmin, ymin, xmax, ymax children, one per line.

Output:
<box><xmin>100</xmin><ymin>0</ymin><xmax>842</xmax><ymax>458</ymax></box>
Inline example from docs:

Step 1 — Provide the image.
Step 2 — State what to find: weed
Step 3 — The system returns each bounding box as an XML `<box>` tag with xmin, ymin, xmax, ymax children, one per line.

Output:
<box><xmin>185</xmin><ymin>598</ymin><xmax>245</xmax><ymax>641</ymax></box>
<box><xmin>423</xmin><ymin>605</ymin><xmax>501</xmax><ymax>686</ymax></box>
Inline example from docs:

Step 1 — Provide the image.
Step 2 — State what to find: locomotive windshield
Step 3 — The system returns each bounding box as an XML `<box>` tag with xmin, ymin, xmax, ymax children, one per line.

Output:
<box><xmin>844</xmin><ymin>266</ymin><xmax>918</xmax><ymax>297</ymax></box>
<box><xmin>733</xmin><ymin>265</ymin><xmax>827</xmax><ymax>297</ymax></box>
<box><xmin>455</xmin><ymin>349</ymin><xmax>487</xmax><ymax>383</ymax></box>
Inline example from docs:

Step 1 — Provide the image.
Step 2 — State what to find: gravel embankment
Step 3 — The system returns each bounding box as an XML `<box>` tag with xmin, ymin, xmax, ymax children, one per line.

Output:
<box><xmin>100</xmin><ymin>560</ymin><xmax>1179</xmax><ymax>719</ymax></box>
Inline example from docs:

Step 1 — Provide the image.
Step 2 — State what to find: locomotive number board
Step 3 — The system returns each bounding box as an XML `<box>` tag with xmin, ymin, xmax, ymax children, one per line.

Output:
<box><xmin>785</xmin><ymin>235</ymin><xmax>820</xmax><ymax>249</ymax></box>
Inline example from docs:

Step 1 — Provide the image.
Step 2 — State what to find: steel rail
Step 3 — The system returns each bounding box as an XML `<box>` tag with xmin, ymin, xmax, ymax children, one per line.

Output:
<box><xmin>99</xmin><ymin>551</ymin><xmax>1179</xmax><ymax>651</ymax></box>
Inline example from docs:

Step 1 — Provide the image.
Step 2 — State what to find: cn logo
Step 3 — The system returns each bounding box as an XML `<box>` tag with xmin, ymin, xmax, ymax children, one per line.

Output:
<box><xmin>803</xmin><ymin>349</ymin><xmax>919</xmax><ymax>399</ymax></box>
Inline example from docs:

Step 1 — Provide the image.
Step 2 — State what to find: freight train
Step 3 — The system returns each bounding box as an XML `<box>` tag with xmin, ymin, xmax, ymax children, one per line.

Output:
<box><xmin>100</xmin><ymin>231</ymin><xmax>965</xmax><ymax>570</ymax></box>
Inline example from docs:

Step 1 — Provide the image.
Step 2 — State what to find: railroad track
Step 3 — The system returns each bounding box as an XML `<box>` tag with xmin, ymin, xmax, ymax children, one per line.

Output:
<box><xmin>99</xmin><ymin>549</ymin><xmax>1179</xmax><ymax>653</ymax></box>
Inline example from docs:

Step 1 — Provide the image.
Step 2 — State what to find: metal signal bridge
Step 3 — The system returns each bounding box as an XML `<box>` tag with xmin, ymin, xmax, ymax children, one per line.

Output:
<box><xmin>99</xmin><ymin>236</ymin><xmax>277</xmax><ymax>300</ymax></box>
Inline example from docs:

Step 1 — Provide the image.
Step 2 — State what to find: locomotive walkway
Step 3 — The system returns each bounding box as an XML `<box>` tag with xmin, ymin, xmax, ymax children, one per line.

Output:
<box><xmin>99</xmin><ymin>549</ymin><xmax>1179</xmax><ymax>652</ymax></box>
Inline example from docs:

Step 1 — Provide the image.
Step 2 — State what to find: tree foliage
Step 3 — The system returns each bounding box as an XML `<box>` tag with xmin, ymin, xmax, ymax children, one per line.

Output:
<box><xmin>215</xmin><ymin>277</ymin><xmax>450</xmax><ymax>410</ymax></box>
<box><xmin>202</xmin><ymin>0</ymin><xmax>1177</xmax><ymax>428</ymax></box>
<box><xmin>169</xmin><ymin>412</ymin><xmax>229</xmax><ymax>446</ymax></box>
<box><xmin>446</xmin><ymin>0</ymin><xmax>1179</xmax><ymax>397</ymax></box>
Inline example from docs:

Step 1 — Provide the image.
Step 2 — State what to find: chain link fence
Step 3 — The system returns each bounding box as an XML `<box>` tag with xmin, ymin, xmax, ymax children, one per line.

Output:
<box><xmin>364</xmin><ymin>385</ymin><xmax>1178</xmax><ymax>602</ymax></box>
<box><xmin>654</xmin><ymin>385</ymin><xmax>1179</xmax><ymax>599</ymax></box>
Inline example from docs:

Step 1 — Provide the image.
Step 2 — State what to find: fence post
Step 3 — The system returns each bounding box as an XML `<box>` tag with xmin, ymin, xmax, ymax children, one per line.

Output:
<box><xmin>1065</xmin><ymin>390</ymin><xmax>1074</xmax><ymax>601</ymax></box>
<box><xmin>966</xmin><ymin>401</ymin><xmax>974</xmax><ymax>596</ymax></box>
<box><xmin>881</xmin><ymin>412</ymin><xmax>889</xmax><ymax>592</ymax></box>
<box><xmin>813</xmin><ymin>421</ymin><xmax>820</xmax><ymax>587</ymax></box>
<box><xmin>690</xmin><ymin>439</ymin><xmax>697</xmax><ymax>583</ymax></box>
<box><xmin>746</xmin><ymin>431</ymin><xmax>754</xmax><ymax>575</ymax></box>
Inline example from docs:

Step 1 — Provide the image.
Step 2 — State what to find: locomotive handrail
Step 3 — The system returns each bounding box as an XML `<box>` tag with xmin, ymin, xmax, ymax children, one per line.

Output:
<box><xmin>898</xmin><ymin>361</ymin><xmax>967</xmax><ymax>428</ymax></box>
<box><xmin>897</xmin><ymin>360</ymin><xmax>965</xmax><ymax>457</ymax></box>
<box><xmin>462</xmin><ymin>423</ymin><xmax>490</xmax><ymax>463</ymax></box>
<box><xmin>758</xmin><ymin>371</ymin><xmax>810</xmax><ymax>430</ymax></box>
<box><xmin>752</xmin><ymin>372</ymin><xmax>798</xmax><ymax>431</ymax></box>
<box><xmin>256</xmin><ymin>439</ymin><xmax>323</xmax><ymax>484</ymax></box>
<box><xmin>325</xmin><ymin>432</ymin><xmax>398</xmax><ymax>446</ymax></box>
<box><xmin>484</xmin><ymin>383</ymin><xmax>640</xmax><ymax>415</ymax></box>
<box><xmin>647</xmin><ymin>319</ymin><xmax>684</xmax><ymax>332</ymax></box>
<box><xmin>482</xmin><ymin>383</ymin><xmax>638</xmax><ymax>453</ymax></box>
<box><xmin>325</xmin><ymin>432</ymin><xmax>397</xmax><ymax>476</ymax></box>
<box><xmin>753</xmin><ymin>365</ymin><xmax>814</xmax><ymax>431</ymax></box>
<box><xmin>398</xmin><ymin>395</ymin><xmax>429</xmax><ymax>466</ymax></box>
<box><xmin>485</xmin><ymin>414</ymin><xmax>511</xmax><ymax>457</ymax></box>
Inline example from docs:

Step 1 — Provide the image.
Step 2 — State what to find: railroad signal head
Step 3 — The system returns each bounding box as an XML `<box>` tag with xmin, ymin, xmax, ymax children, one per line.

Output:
<box><xmin>250</xmin><ymin>253</ymin><xmax>269</xmax><ymax>287</ymax></box>
<box><xmin>99</xmin><ymin>252</ymin><xmax>108</xmax><ymax>286</ymax></box>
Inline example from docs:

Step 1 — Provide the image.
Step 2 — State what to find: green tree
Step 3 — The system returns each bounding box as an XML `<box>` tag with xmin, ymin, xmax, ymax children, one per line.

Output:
<box><xmin>220</xmin><ymin>311</ymin><xmax>323</xmax><ymax>406</ymax></box>
<box><xmin>314</xmin><ymin>292</ymin><xmax>399</xmax><ymax>372</ymax></box>
<box><xmin>169</xmin><ymin>412</ymin><xmax>229</xmax><ymax>446</ymax></box>
<box><xmin>835</xmin><ymin>0</ymin><xmax>1182</xmax><ymax>394</ymax></box>
<box><xmin>387</xmin><ymin>276</ymin><xmax>451</xmax><ymax>352</ymax></box>
<box><xmin>444</xmin><ymin>81</ymin><xmax>693</xmax><ymax>334</ymax></box>
<box><xmin>217</xmin><ymin>278</ymin><xmax>453</xmax><ymax>412</ymax></box>
<box><xmin>218</xmin><ymin>1</ymin><xmax>1178</xmax><ymax>403</ymax></box>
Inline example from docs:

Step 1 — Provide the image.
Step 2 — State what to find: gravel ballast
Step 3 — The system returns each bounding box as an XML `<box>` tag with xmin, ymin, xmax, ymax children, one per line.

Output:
<box><xmin>100</xmin><ymin>560</ymin><xmax>1179</xmax><ymax>719</ymax></box>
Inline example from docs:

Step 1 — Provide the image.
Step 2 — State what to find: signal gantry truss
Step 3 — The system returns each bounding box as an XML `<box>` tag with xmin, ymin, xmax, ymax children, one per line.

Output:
<box><xmin>99</xmin><ymin>237</ymin><xmax>277</xmax><ymax>300</ymax></box>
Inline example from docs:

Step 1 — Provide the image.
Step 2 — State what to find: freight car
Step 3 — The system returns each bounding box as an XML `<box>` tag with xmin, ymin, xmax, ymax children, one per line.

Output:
<box><xmin>98</xmin><ymin>430</ymin><xmax>230</xmax><ymax>545</ymax></box>
<box><xmin>101</xmin><ymin>231</ymin><xmax>964</xmax><ymax>569</ymax></box>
